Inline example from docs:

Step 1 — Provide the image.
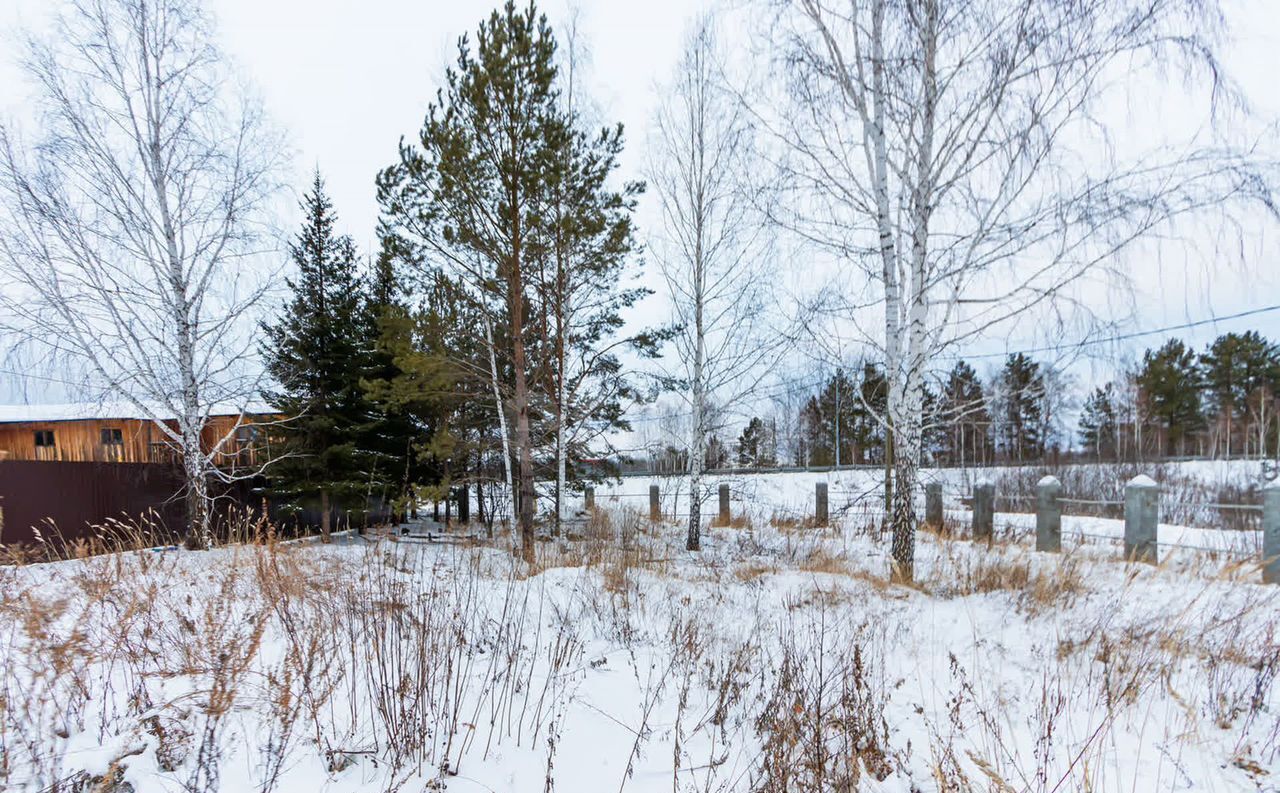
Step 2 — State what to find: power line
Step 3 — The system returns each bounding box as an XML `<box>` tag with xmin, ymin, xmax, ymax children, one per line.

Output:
<box><xmin>622</xmin><ymin>302</ymin><xmax>1280</xmax><ymax>426</ymax></box>
<box><xmin>6</xmin><ymin>303</ymin><xmax>1279</xmax><ymax>425</ymax></box>
<box><xmin>960</xmin><ymin>303</ymin><xmax>1280</xmax><ymax>361</ymax></box>
<box><xmin>0</xmin><ymin>368</ymin><xmax>87</xmax><ymax>388</ymax></box>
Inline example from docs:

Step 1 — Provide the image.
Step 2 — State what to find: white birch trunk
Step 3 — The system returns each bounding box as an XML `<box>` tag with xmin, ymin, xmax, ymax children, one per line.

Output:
<box><xmin>483</xmin><ymin>314</ymin><xmax>518</xmax><ymax>530</ymax></box>
<box><xmin>688</xmin><ymin>254</ymin><xmax>707</xmax><ymax>551</ymax></box>
<box><xmin>554</xmin><ymin>284</ymin><xmax>570</xmax><ymax>536</ymax></box>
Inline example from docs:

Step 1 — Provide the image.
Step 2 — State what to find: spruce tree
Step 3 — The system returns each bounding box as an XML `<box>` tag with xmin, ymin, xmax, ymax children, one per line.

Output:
<box><xmin>736</xmin><ymin>417</ymin><xmax>776</xmax><ymax>468</ymax></box>
<box><xmin>997</xmin><ymin>353</ymin><xmax>1045</xmax><ymax>461</ymax></box>
<box><xmin>1136</xmin><ymin>338</ymin><xmax>1203</xmax><ymax>456</ymax></box>
<box><xmin>938</xmin><ymin>361</ymin><xmax>991</xmax><ymax>466</ymax></box>
<box><xmin>357</xmin><ymin>238</ymin><xmax>426</xmax><ymax>517</ymax></box>
<box><xmin>262</xmin><ymin>173</ymin><xmax>376</xmax><ymax>540</ymax></box>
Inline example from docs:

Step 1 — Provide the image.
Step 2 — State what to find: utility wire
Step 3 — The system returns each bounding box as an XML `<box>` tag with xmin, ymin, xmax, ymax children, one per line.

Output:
<box><xmin>623</xmin><ymin>303</ymin><xmax>1280</xmax><ymax>426</ymax></box>
<box><xmin>5</xmin><ymin>304</ymin><xmax>1278</xmax><ymax>424</ymax></box>
<box><xmin>960</xmin><ymin>303</ymin><xmax>1280</xmax><ymax>360</ymax></box>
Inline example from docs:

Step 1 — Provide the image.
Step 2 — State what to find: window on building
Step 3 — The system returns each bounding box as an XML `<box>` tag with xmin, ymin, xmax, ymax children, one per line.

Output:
<box><xmin>34</xmin><ymin>429</ymin><xmax>55</xmax><ymax>447</ymax></box>
<box><xmin>101</xmin><ymin>428</ymin><xmax>123</xmax><ymax>446</ymax></box>
<box><xmin>233</xmin><ymin>425</ymin><xmax>258</xmax><ymax>466</ymax></box>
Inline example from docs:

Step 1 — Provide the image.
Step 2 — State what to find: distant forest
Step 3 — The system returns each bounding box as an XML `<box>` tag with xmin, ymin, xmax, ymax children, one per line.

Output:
<box><xmin>636</xmin><ymin>331</ymin><xmax>1280</xmax><ymax>472</ymax></box>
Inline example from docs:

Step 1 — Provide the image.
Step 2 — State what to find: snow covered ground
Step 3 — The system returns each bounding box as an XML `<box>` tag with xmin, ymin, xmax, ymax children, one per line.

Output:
<box><xmin>597</xmin><ymin>461</ymin><xmax>1272</xmax><ymax>559</ymax></box>
<box><xmin>3</xmin><ymin>492</ymin><xmax>1278</xmax><ymax>792</ymax></box>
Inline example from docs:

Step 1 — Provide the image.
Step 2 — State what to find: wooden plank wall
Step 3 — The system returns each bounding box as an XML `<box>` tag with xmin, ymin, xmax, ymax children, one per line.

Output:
<box><xmin>0</xmin><ymin>415</ymin><xmax>275</xmax><ymax>468</ymax></box>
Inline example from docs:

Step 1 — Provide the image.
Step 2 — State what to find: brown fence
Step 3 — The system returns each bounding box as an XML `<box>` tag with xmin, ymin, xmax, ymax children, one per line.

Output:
<box><xmin>0</xmin><ymin>460</ymin><xmax>394</xmax><ymax>552</ymax></box>
<box><xmin>0</xmin><ymin>461</ymin><xmax>202</xmax><ymax>547</ymax></box>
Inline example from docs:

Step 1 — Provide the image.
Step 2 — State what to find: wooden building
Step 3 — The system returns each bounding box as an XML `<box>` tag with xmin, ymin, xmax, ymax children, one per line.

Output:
<box><xmin>0</xmin><ymin>402</ymin><xmax>278</xmax><ymax>471</ymax></box>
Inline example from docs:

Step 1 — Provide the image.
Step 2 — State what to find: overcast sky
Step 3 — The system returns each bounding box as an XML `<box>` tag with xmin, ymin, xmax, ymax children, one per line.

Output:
<box><xmin>1</xmin><ymin>0</ymin><xmax>1278</xmax><ymax>410</ymax></box>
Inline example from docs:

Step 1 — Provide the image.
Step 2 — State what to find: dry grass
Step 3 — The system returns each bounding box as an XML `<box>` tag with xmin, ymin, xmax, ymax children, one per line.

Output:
<box><xmin>768</xmin><ymin>513</ymin><xmax>827</xmax><ymax>532</ymax></box>
<box><xmin>733</xmin><ymin>560</ymin><xmax>779</xmax><ymax>582</ymax></box>
<box><xmin>920</xmin><ymin>543</ymin><xmax>1087</xmax><ymax>613</ymax></box>
<box><xmin>709</xmin><ymin>513</ymin><xmax>753</xmax><ymax>529</ymax></box>
<box><xmin>3</xmin><ymin>504</ymin><xmax>1278</xmax><ymax>792</ymax></box>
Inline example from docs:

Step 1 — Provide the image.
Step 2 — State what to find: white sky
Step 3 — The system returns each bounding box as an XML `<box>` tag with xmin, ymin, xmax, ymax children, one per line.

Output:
<box><xmin>1</xmin><ymin>0</ymin><xmax>1278</xmax><ymax>414</ymax></box>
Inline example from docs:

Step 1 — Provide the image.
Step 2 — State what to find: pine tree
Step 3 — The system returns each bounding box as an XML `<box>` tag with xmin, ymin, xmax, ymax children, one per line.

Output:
<box><xmin>856</xmin><ymin>363</ymin><xmax>890</xmax><ymax>463</ymax></box>
<box><xmin>262</xmin><ymin>173</ymin><xmax>377</xmax><ymax>540</ymax></box>
<box><xmin>1078</xmin><ymin>383</ymin><xmax>1118</xmax><ymax>459</ymax></box>
<box><xmin>798</xmin><ymin>370</ymin><xmax>857</xmax><ymax>466</ymax></box>
<box><xmin>1136</xmin><ymin>338</ymin><xmax>1203</xmax><ymax>456</ymax></box>
<box><xmin>538</xmin><ymin>110</ymin><xmax>663</xmax><ymax>533</ymax></box>
<box><xmin>365</xmin><ymin>267</ymin><xmax>493</xmax><ymax>527</ymax></box>
<box><xmin>1199</xmin><ymin>331</ymin><xmax>1280</xmax><ymax>457</ymax></box>
<box><xmin>376</xmin><ymin>0</ymin><xmax>573</xmax><ymax>557</ymax></box>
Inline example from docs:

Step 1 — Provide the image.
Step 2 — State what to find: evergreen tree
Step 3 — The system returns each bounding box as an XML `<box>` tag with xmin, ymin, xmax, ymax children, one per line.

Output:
<box><xmin>262</xmin><ymin>173</ymin><xmax>377</xmax><ymax>540</ymax></box>
<box><xmin>736</xmin><ymin>417</ymin><xmax>776</xmax><ymax>468</ymax></box>
<box><xmin>705</xmin><ymin>435</ymin><xmax>730</xmax><ymax>469</ymax></box>
<box><xmin>794</xmin><ymin>366</ymin><xmax>890</xmax><ymax>466</ymax></box>
<box><xmin>798</xmin><ymin>370</ymin><xmax>858</xmax><ymax>466</ymax></box>
<box><xmin>936</xmin><ymin>360</ymin><xmax>991</xmax><ymax>465</ymax></box>
<box><xmin>1078</xmin><ymin>383</ymin><xmax>1118</xmax><ymax>459</ymax></box>
<box><xmin>1199</xmin><ymin>331</ymin><xmax>1280</xmax><ymax>457</ymax></box>
<box><xmin>856</xmin><ymin>363</ymin><xmax>890</xmax><ymax>462</ymax></box>
<box><xmin>996</xmin><ymin>353</ymin><xmax>1044</xmax><ymax>461</ymax></box>
<box><xmin>1136</xmin><ymin>338</ymin><xmax>1203</xmax><ymax>456</ymax></box>
<box><xmin>537</xmin><ymin>104</ymin><xmax>663</xmax><ymax>532</ymax></box>
<box><xmin>356</xmin><ymin>237</ymin><xmax>422</xmax><ymax>518</ymax></box>
<box><xmin>378</xmin><ymin>1</ymin><xmax>660</xmax><ymax>553</ymax></box>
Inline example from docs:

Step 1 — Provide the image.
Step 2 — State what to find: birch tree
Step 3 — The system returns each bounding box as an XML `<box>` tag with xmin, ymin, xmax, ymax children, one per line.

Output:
<box><xmin>761</xmin><ymin>0</ymin><xmax>1277</xmax><ymax>580</ymax></box>
<box><xmin>540</xmin><ymin>30</ymin><xmax>655</xmax><ymax>535</ymax></box>
<box><xmin>0</xmin><ymin>0</ymin><xmax>280</xmax><ymax>547</ymax></box>
<box><xmin>651</xmin><ymin>17</ymin><xmax>777</xmax><ymax>551</ymax></box>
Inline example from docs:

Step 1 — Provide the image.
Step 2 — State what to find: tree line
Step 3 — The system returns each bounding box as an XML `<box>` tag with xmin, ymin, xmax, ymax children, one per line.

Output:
<box><xmin>1079</xmin><ymin>334</ymin><xmax>1280</xmax><ymax>462</ymax></box>
<box><xmin>653</xmin><ymin>332</ymin><xmax>1280</xmax><ymax>474</ymax></box>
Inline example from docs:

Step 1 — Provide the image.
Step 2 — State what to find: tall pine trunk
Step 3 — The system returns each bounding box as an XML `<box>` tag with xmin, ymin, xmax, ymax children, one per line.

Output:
<box><xmin>554</xmin><ymin>287</ymin><xmax>569</xmax><ymax>538</ymax></box>
<box><xmin>510</xmin><ymin>214</ymin><xmax>536</xmax><ymax>561</ymax></box>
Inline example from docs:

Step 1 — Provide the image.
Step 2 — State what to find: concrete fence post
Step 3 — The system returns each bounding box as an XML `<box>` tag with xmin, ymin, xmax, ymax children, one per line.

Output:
<box><xmin>925</xmin><ymin>482</ymin><xmax>943</xmax><ymax>530</ymax></box>
<box><xmin>1263</xmin><ymin>481</ymin><xmax>1279</xmax><ymax>585</ymax></box>
<box><xmin>719</xmin><ymin>483</ymin><xmax>730</xmax><ymax>525</ymax></box>
<box><xmin>584</xmin><ymin>486</ymin><xmax>595</xmax><ymax>511</ymax></box>
<box><xmin>649</xmin><ymin>484</ymin><xmax>661</xmax><ymax>522</ymax></box>
<box><xmin>972</xmin><ymin>480</ymin><xmax>994</xmax><ymax>543</ymax></box>
<box><xmin>1035</xmin><ymin>475</ymin><xmax>1061</xmax><ymax>553</ymax></box>
<box><xmin>815</xmin><ymin>482</ymin><xmax>829</xmax><ymax>526</ymax></box>
<box><xmin>1124</xmin><ymin>475</ymin><xmax>1159</xmax><ymax>564</ymax></box>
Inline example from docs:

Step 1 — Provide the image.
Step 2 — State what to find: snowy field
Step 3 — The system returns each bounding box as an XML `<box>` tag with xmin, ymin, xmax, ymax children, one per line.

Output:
<box><xmin>3</xmin><ymin>492</ymin><xmax>1278</xmax><ymax>792</ymax></box>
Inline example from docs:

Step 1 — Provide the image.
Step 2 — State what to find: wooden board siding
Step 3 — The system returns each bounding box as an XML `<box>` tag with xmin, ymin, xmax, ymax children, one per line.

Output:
<box><xmin>0</xmin><ymin>414</ymin><xmax>278</xmax><ymax>468</ymax></box>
